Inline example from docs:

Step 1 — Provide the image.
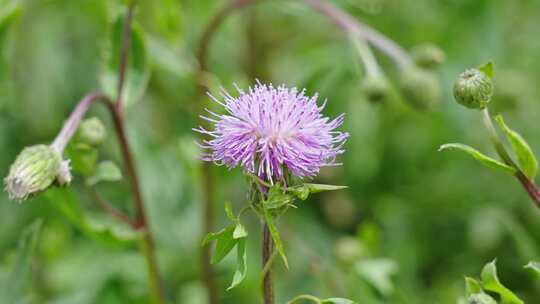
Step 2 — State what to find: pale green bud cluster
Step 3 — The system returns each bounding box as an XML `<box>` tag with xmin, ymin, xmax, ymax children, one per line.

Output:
<box><xmin>400</xmin><ymin>67</ymin><xmax>441</xmax><ymax>110</ymax></box>
<box><xmin>466</xmin><ymin>293</ymin><xmax>497</xmax><ymax>304</ymax></box>
<box><xmin>453</xmin><ymin>68</ymin><xmax>493</xmax><ymax>109</ymax></box>
<box><xmin>4</xmin><ymin>145</ymin><xmax>68</xmax><ymax>201</ymax></box>
<box><xmin>77</xmin><ymin>117</ymin><xmax>106</xmax><ymax>146</ymax></box>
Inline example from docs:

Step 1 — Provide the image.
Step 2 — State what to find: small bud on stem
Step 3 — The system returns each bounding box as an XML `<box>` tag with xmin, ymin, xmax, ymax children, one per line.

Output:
<box><xmin>453</xmin><ymin>68</ymin><xmax>493</xmax><ymax>109</ymax></box>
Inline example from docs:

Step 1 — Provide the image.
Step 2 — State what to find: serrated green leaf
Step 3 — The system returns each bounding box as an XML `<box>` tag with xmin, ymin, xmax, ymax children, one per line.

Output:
<box><xmin>233</xmin><ymin>223</ymin><xmax>248</xmax><ymax>239</ymax></box>
<box><xmin>439</xmin><ymin>143</ymin><xmax>516</xmax><ymax>175</ymax></box>
<box><xmin>86</xmin><ymin>161</ymin><xmax>122</xmax><ymax>186</ymax></box>
<box><xmin>1</xmin><ymin>219</ymin><xmax>42</xmax><ymax>303</ymax></box>
<box><xmin>479</xmin><ymin>62</ymin><xmax>494</xmax><ymax>79</ymax></box>
<box><xmin>227</xmin><ymin>238</ymin><xmax>247</xmax><ymax>290</ymax></box>
<box><xmin>262</xmin><ymin>206</ymin><xmax>289</xmax><ymax>269</ymax></box>
<box><xmin>321</xmin><ymin>298</ymin><xmax>357</xmax><ymax>304</ymax></box>
<box><xmin>100</xmin><ymin>15</ymin><xmax>150</xmax><ymax>107</ymax></box>
<box><xmin>495</xmin><ymin>115</ymin><xmax>537</xmax><ymax>179</ymax></box>
<box><xmin>524</xmin><ymin>261</ymin><xmax>540</xmax><ymax>276</ymax></box>
<box><xmin>465</xmin><ymin>276</ymin><xmax>483</xmax><ymax>295</ymax></box>
<box><xmin>481</xmin><ymin>260</ymin><xmax>524</xmax><ymax>304</ymax></box>
<box><xmin>211</xmin><ymin>225</ymin><xmax>237</xmax><ymax>264</ymax></box>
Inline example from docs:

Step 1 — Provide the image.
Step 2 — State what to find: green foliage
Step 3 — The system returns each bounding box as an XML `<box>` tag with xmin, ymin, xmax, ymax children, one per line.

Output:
<box><xmin>494</xmin><ymin>115</ymin><xmax>538</xmax><ymax>180</ymax></box>
<box><xmin>480</xmin><ymin>260</ymin><xmax>524</xmax><ymax>304</ymax></box>
<box><xmin>439</xmin><ymin>143</ymin><xmax>516</xmax><ymax>175</ymax></box>
<box><xmin>0</xmin><ymin>219</ymin><xmax>42</xmax><ymax>304</ymax></box>
<box><xmin>86</xmin><ymin>160</ymin><xmax>122</xmax><ymax>186</ymax></box>
<box><xmin>288</xmin><ymin>294</ymin><xmax>357</xmax><ymax>304</ymax></box>
<box><xmin>524</xmin><ymin>262</ymin><xmax>540</xmax><ymax>277</ymax></box>
<box><xmin>100</xmin><ymin>15</ymin><xmax>150</xmax><ymax>107</ymax></box>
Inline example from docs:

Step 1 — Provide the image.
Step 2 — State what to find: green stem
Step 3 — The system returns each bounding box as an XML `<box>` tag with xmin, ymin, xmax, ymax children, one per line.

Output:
<box><xmin>351</xmin><ymin>35</ymin><xmax>382</xmax><ymax>78</ymax></box>
<box><xmin>141</xmin><ymin>232</ymin><xmax>165</xmax><ymax>304</ymax></box>
<box><xmin>262</xmin><ymin>223</ymin><xmax>274</xmax><ymax>304</ymax></box>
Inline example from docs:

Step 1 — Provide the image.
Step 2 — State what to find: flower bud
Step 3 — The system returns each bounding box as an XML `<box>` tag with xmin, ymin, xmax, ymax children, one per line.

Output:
<box><xmin>400</xmin><ymin>68</ymin><xmax>441</xmax><ymax>110</ymax></box>
<box><xmin>453</xmin><ymin>68</ymin><xmax>493</xmax><ymax>109</ymax></box>
<box><xmin>467</xmin><ymin>293</ymin><xmax>497</xmax><ymax>304</ymax></box>
<box><xmin>4</xmin><ymin>145</ymin><xmax>62</xmax><ymax>201</ymax></box>
<box><xmin>361</xmin><ymin>76</ymin><xmax>389</xmax><ymax>103</ymax></box>
<box><xmin>411</xmin><ymin>43</ymin><xmax>446</xmax><ymax>69</ymax></box>
<box><xmin>77</xmin><ymin>117</ymin><xmax>106</xmax><ymax>146</ymax></box>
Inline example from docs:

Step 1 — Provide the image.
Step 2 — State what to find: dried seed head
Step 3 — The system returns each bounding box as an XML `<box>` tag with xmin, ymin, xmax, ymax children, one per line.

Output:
<box><xmin>453</xmin><ymin>68</ymin><xmax>493</xmax><ymax>109</ymax></box>
<box><xmin>4</xmin><ymin>145</ymin><xmax>63</xmax><ymax>201</ymax></box>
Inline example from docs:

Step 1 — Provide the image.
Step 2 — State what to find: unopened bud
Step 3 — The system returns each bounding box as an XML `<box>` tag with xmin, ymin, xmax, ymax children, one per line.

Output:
<box><xmin>467</xmin><ymin>293</ymin><xmax>497</xmax><ymax>304</ymax></box>
<box><xmin>77</xmin><ymin>117</ymin><xmax>106</xmax><ymax>145</ymax></box>
<box><xmin>4</xmin><ymin>145</ymin><xmax>65</xmax><ymax>201</ymax></box>
<box><xmin>453</xmin><ymin>68</ymin><xmax>493</xmax><ymax>109</ymax></box>
<box><xmin>400</xmin><ymin>68</ymin><xmax>441</xmax><ymax>110</ymax></box>
<box><xmin>361</xmin><ymin>77</ymin><xmax>389</xmax><ymax>103</ymax></box>
<box><xmin>411</xmin><ymin>43</ymin><xmax>446</xmax><ymax>69</ymax></box>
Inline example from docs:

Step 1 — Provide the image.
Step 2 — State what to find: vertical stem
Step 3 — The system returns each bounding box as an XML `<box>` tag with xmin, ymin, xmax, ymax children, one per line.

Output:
<box><xmin>262</xmin><ymin>223</ymin><xmax>274</xmax><ymax>304</ymax></box>
<box><xmin>107</xmin><ymin>102</ymin><xmax>165</xmax><ymax>304</ymax></box>
<box><xmin>201</xmin><ymin>163</ymin><xmax>219</xmax><ymax>304</ymax></box>
<box><xmin>116</xmin><ymin>0</ymin><xmax>137</xmax><ymax>108</ymax></box>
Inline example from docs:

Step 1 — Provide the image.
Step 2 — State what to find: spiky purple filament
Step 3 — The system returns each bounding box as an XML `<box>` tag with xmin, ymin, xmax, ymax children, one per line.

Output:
<box><xmin>195</xmin><ymin>82</ymin><xmax>348</xmax><ymax>184</ymax></box>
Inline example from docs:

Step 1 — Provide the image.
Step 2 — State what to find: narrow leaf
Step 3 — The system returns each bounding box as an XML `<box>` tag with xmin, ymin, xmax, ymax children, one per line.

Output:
<box><xmin>227</xmin><ymin>238</ymin><xmax>247</xmax><ymax>290</ymax></box>
<box><xmin>524</xmin><ymin>261</ymin><xmax>540</xmax><ymax>277</ymax></box>
<box><xmin>481</xmin><ymin>260</ymin><xmax>524</xmax><ymax>304</ymax></box>
<box><xmin>262</xmin><ymin>206</ymin><xmax>289</xmax><ymax>269</ymax></box>
<box><xmin>439</xmin><ymin>143</ymin><xmax>516</xmax><ymax>175</ymax></box>
<box><xmin>479</xmin><ymin>62</ymin><xmax>494</xmax><ymax>79</ymax></box>
<box><xmin>322</xmin><ymin>299</ymin><xmax>357</xmax><ymax>304</ymax></box>
<box><xmin>224</xmin><ymin>202</ymin><xmax>236</xmax><ymax>221</ymax></box>
<box><xmin>495</xmin><ymin>115</ymin><xmax>537</xmax><ymax>179</ymax></box>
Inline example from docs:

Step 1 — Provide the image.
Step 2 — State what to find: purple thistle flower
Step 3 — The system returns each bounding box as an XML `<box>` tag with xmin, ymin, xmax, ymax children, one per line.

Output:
<box><xmin>194</xmin><ymin>82</ymin><xmax>349</xmax><ymax>184</ymax></box>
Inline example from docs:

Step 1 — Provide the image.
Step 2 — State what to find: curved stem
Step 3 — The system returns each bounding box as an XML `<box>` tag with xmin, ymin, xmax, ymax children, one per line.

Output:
<box><xmin>88</xmin><ymin>188</ymin><xmax>135</xmax><ymax>227</ymax></box>
<box><xmin>351</xmin><ymin>35</ymin><xmax>382</xmax><ymax>78</ymax></box>
<box><xmin>116</xmin><ymin>0</ymin><xmax>137</xmax><ymax>109</ymax></box>
<box><xmin>262</xmin><ymin>223</ymin><xmax>274</xmax><ymax>304</ymax></box>
<box><xmin>51</xmin><ymin>92</ymin><xmax>110</xmax><ymax>153</ymax></box>
<box><xmin>288</xmin><ymin>294</ymin><xmax>321</xmax><ymax>304</ymax></box>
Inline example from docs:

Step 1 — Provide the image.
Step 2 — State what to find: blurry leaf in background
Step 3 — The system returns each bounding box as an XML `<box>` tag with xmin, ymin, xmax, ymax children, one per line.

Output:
<box><xmin>0</xmin><ymin>219</ymin><xmax>42</xmax><ymax>304</ymax></box>
<box><xmin>100</xmin><ymin>15</ymin><xmax>150</xmax><ymax>107</ymax></box>
<box><xmin>66</xmin><ymin>143</ymin><xmax>98</xmax><ymax>177</ymax></box>
<box><xmin>481</xmin><ymin>260</ymin><xmax>524</xmax><ymax>304</ymax></box>
<box><xmin>86</xmin><ymin>160</ymin><xmax>122</xmax><ymax>186</ymax></box>
<box><xmin>355</xmin><ymin>258</ymin><xmax>398</xmax><ymax>296</ymax></box>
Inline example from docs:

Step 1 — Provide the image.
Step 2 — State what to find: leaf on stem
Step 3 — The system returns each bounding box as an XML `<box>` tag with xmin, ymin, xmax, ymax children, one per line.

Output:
<box><xmin>494</xmin><ymin>115</ymin><xmax>538</xmax><ymax>180</ymax></box>
<box><xmin>262</xmin><ymin>206</ymin><xmax>289</xmax><ymax>269</ymax></box>
<box><xmin>465</xmin><ymin>276</ymin><xmax>483</xmax><ymax>295</ymax></box>
<box><xmin>100</xmin><ymin>15</ymin><xmax>150</xmax><ymax>107</ymax></box>
<box><xmin>479</xmin><ymin>62</ymin><xmax>494</xmax><ymax>79</ymax></box>
<box><xmin>227</xmin><ymin>238</ymin><xmax>247</xmax><ymax>290</ymax></box>
<box><xmin>439</xmin><ymin>143</ymin><xmax>516</xmax><ymax>175</ymax></box>
<box><xmin>480</xmin><ymin>260</ymin><xmax>524</xmax><ymax>304</ymax></box>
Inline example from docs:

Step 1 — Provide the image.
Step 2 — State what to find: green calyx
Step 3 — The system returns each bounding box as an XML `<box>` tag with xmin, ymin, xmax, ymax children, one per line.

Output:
<box><xmin>400</xmin><ymin>67</ymin><xmax>441</xmax><ymax>110</ymax></box>
<box><xmin>4</xmin><ymin>145</ymin><xmax>63</xmax><ymax>201</ymax></box>
<box><xmin>466</xmin><ymin>293</ymin><xmax>497</xmax><ymax>304</ymax></box>
<box><xmin>453</xmin><ymin>68</ymin><xmax>493</xmax><ymax>109</ymax></box>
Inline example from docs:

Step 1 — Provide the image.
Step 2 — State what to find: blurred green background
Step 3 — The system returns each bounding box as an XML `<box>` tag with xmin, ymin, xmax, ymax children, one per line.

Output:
<box><xmin>1</xmin><ymin>0</ymin><xmax>540</xmax><ymax>303</ymax></box>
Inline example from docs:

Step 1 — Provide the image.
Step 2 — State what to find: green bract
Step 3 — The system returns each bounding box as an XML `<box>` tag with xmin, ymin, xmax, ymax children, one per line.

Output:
<box><xmin>4</xmin><ymin>145</ymin><xmax>62</xmax><ymax>201</ymax></box>
<box><xmin>453</xmin><ymin>68</ymin><xmax>493</xmax><ymax>109</ymax></box>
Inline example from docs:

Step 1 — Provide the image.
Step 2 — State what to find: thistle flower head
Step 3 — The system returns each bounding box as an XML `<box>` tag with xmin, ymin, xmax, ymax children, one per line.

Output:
<box><xmin>195</xmin><ymin>82</ymin><xmax>349</xmax><ymax>183</ymax></box>
<box><xmin>4</xmin><ymin>145</ymin><xmax>63</xmax><ymax>201</ymax></box>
